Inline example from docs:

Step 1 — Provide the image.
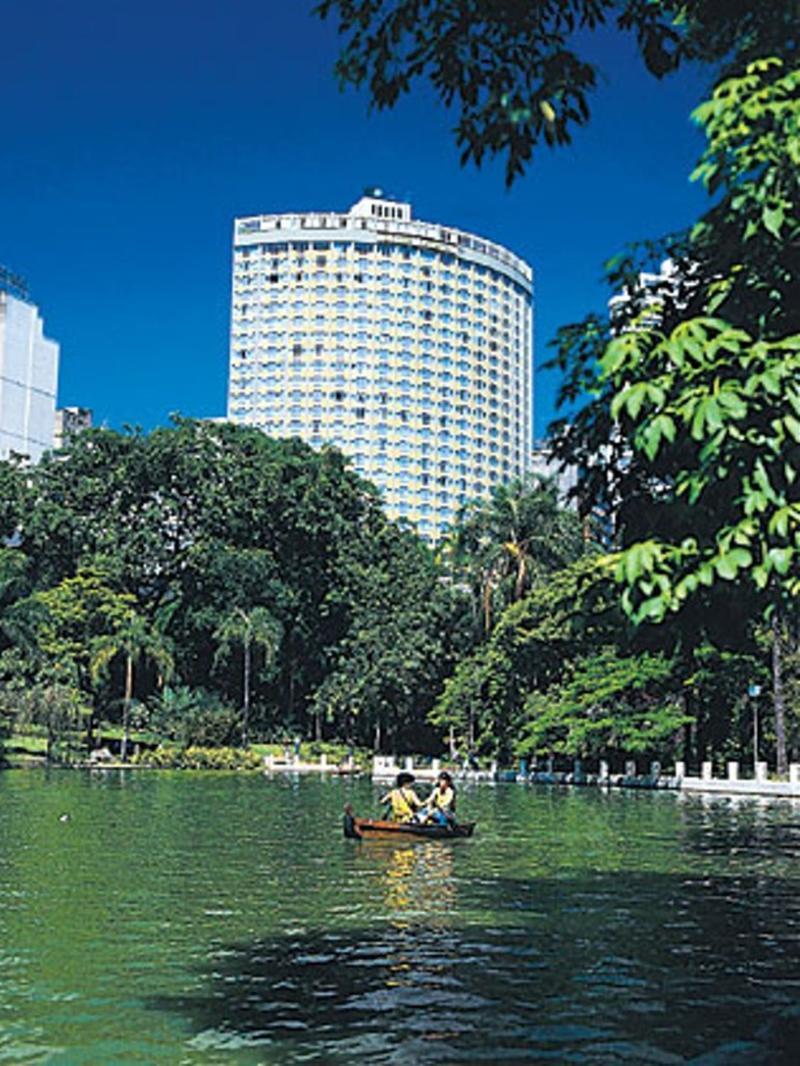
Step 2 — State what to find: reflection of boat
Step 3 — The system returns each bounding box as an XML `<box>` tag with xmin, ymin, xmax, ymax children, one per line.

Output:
<box><xmin>343</xmin><ymin>805</ymin><xmax>475</xmax><ymax>840</ymax></box>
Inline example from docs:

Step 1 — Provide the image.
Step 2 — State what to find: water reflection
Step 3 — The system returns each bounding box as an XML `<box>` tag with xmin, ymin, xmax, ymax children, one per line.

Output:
<box><xmin>352</xmin><ymin>839</ymin><xmax>458</xmax><ymax>927</ymax></box>
<box><xmin>149</xmin><ymin>865</ymin><xmax>800</xmax><ymax>1064</ymax></box>
<box><xmin>678</xmin><ymin>793</ymin><xmax>800</xmax><ymax>862</ymax></box>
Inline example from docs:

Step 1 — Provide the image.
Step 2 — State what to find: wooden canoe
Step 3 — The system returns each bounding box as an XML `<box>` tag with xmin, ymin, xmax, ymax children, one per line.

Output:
<box><xmin>343</xmin><ymin>805</ymin><xmax>475</xmax><ymax>840</ymax></box>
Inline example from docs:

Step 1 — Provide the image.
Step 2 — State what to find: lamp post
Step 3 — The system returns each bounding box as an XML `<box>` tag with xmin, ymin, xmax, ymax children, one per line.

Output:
<box><xmin>748</xmin><ymin>684</ymin><xmax>762</xmax><ymax>773</ymax></box>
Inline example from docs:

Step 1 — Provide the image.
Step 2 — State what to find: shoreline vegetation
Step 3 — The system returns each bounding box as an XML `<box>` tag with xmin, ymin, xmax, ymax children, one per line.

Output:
<box><xmin>2</xmin><ymin>5</ymin><xmax>799</xmax><ymax>779</ymax></box>
<box><xmin>0</xmin><ymin>402</ymin><xmax>797</xmax><ymax>782</ymax></box>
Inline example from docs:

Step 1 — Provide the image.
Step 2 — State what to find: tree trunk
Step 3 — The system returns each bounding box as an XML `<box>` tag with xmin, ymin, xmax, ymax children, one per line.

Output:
<box><xmin>242</xmin><ymin>639</ymin><xmax>251</xmax><ymax>747</ymax></box>
<box><xmin>85</xmin><ymin>710</ymin><xmax>95</xmax><ymax>753</ymax></box>
<box><xmin>121</xmin><ymin>654</ymin><xmax>133</xmax><ymax>762</ymax></box>
<box><xmin>288</xmin><ymin>662</ymin><xmax>295</xmax><ymax>720</ymax></box>
<box><xmin>314</xmin><ymin>706</ymin><xmax>322</xmax><ymax>742</ymax></box>
<box><xmin>374</xmin><ymin>717</ymin><xmax>382</xmax><ymax>753</ymax></box>
<box><xmin>482</xmin><ymin>580</ymin><xmax>492</xmax><ymax>635</ymax></box>
<box><xmin>772</xmin><ymin>615</ymin><xmax>788</xmax><ymax>776</ymax></box>
<box><xmin>514</xmin><ymin>553</ymin><xmax>527</xmax><ymax>602</ymax></box>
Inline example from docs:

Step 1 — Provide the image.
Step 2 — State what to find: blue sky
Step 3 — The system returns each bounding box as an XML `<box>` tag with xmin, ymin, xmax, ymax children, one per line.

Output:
<box><xmin>1</xmin><ymin>1</ymin><xmax>714</xmax><ymax>438</ymax></box>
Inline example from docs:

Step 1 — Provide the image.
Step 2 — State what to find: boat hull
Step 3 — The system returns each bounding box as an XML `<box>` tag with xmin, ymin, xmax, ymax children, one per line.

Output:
<box><xmin>343</xmin><ymin>808</ymin><xmax>475</xmax><ymax>840</ymax></box>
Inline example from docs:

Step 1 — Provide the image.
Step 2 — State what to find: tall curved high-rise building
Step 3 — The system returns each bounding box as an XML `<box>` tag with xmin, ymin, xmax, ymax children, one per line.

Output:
<box><xmin>227</xmin><ymin>190</ymin><xmax>533</xmax><ymax>540</ymax></box>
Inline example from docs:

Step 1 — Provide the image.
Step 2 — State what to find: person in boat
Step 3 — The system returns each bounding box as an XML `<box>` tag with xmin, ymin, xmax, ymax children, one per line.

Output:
<box><xmin>380</xmin><ymin>771</ymin><xmax>423</xmax><ymax>823</ymax></box>
<box><xmin>421</xmin><ymin>770</ymin><xmax>457</xmax><ymax>826</ymax></box>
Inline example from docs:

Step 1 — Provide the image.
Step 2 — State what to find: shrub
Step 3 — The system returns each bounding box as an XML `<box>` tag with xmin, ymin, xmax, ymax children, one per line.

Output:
<box><xmin>132</xmin><ymin>745</ymin><xmax>262</xmax><ymax>770</ymax></box>
<box><xmin>146</xmin><ymin>686</ymin><xmax>241</xmax><ymax>748</ymax></box>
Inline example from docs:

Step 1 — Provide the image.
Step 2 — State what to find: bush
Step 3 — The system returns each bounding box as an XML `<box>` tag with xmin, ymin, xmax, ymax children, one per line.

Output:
<box><xmin>132</xmin><ymin>745</ymin><xmax>262</xmax><ymax>770</ymax></box>
<box><xmin>146</xmin><ymin>686</ymin><xmax>241</xmax><ymax>748</ymax></box>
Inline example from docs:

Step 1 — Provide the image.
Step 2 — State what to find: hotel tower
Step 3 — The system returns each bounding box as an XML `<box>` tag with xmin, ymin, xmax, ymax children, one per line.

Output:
<box><xmin>227</xmin><ymin>190</ymin><xmax>533</xmax><ymax>540</ymax></box>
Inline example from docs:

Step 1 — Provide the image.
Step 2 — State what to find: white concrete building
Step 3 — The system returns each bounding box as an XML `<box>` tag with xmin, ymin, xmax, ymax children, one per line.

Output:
<box><xmin>54</xmin><ymin>405</ymin><xmax>92</xmax><ymax>449</ymax></box>
<box><xmin>227</xmin><ymin>190</ymin><xmax>533</xmax><ymax>540</ymax></box>
<box><xmin>530</xmin><ymin>442</ymin><xmax>577</xmax><ymax>506</ymax></box>
<box><xmin>0</xmin><ymin>268</ymin><xmax>59</xmax><ymax>462</ymax></box>
<box><xmin>608</xmin><ymin>258</ymin><xmax>688</xmax><ymax>332</ymax></box>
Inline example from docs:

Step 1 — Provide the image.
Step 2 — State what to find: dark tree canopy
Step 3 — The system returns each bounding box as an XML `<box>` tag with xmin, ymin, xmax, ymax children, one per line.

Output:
<box><xmin>316</xmin><ymin>0</ymin><xmax>798</xmax><ymax>183</ymax></box>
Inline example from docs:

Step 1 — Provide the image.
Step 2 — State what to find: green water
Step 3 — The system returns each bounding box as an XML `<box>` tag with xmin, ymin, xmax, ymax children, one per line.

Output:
<box><xmin>2</xmin><ymin>771</ymin><xmax>800</xmax><ymax>1063</ymax></box>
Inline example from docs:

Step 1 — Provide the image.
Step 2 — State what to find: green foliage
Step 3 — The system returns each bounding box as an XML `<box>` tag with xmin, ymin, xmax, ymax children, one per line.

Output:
<box><xmin>431</xmin><ymin>557</ymin><xmax>616</xmax><ymax>760</ymax></box>
<box><xmin>4</xmin><ymin>567</ymin><xmax>134</xmax><ymax>687</ymax></box>
<box><xmin>213</xmin><ymin>605</ymin><xmax>281</xmax><ymax>744</ymax></box>
<box><xmin>591</xmin><ymin>60</ymin><xmax>800</xmax><ymax>627</ymax></box>
<box><xmin>443</xmin><ymin>475</ymin><xmax>592</xmax><ymax>637</ymax></box>
<box><xmin>309</xmin><ymin>522</ymin><xmax>458</xmax><ymax>751</ymax></box>
<box><xmin>132</xmin><ymin>745</ymin><xmax>263</xmax><ymax>771</ymax></box>
<box><xmin>688</xmin><ymin>58</ymin><xmax>800</xmax><ymax>337</ymax></box>
<box><xmin>517</xmin><ymin>646</ymin><xmax>690</xmax><ymax>759</ymax></box>
<box><xmin>602</xmin><ymin>320</ymin><xmax>800</xmax><ymax>622</ymax></box>
<box><xmin>316</xmin><ymin>0</ymin><xmax>797</xmax><ymax>184</ymax></box>
<box><xmin>1</xmin><ymin>676</ymin><xmax>90</xmax><ymax>762</ymax></box>
<box><xmin>545</xmin><ymin>50</ymin><xmax>800</xmax><ymax>770</ymax></box>
<box><xmin>0</xmin><ymin>420</ymin><xmax>458</xmax><ymax>754</ymax></box>
<box><xmin>0</xmin><ymin>547</ymin><xmax>29</xmax><ymax>610</ymax></box>
<box><xmin>0</xmin><ymin>703</ymin><xmax>10</xmax><ymax>764</ymax></box>
<box><xmin>146</xmin><ymin>686</ymin><xmax>240</xmax><ymax>749</ymax></box>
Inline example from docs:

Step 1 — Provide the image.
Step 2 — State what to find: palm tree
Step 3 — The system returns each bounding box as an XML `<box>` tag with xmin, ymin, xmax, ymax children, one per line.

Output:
<box><xmin>214</xmin><ymin>607</ymin><xmax>282</xmax><ymax>746</ymax></box>
<box><xmin>91</xmin><ymin>610</ymin><xmax>173</xmax><ymax>761</ymax></box>
<box><xmin>448</xmin><ymin>476</ymin><xmax>588</xmax><ymax>636</ymax></box>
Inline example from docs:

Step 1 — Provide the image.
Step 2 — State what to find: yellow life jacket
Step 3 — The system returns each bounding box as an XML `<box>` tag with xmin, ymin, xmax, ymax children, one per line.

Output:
<box><xmin>429</xmin><ymin>785</ymin><xmax>455</xmax><ymax>813</ymax></box>
<box><xmin>389</xmin><ymin>787</ymin><xmax>419</xmax><ymax>822</ymax></box>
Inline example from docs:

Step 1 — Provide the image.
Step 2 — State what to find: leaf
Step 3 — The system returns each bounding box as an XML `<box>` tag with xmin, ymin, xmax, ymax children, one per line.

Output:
<box><xmin>767</xmin><ymin>547</ymin><xmax>793</xmax><ymax>575</ymax></box>
<box><xmin>539</xmin><ymin>100</ymin><xmax>556</xmax><ymax>124</ymax></box>
<box><xmin>712</xmin><ymin>546</ymin><xmax>752</xmax><ymax>581</ymax></box>
<box><xmin>763</xmin><ymin>204</ymin><xmax>785</xmax><ymax>237</ymax></box>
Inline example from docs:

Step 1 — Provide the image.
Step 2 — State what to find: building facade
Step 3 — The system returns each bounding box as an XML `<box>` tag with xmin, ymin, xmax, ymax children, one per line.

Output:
<box><xmin>530</xmin><ymin>442</ymin><xmax>577</xmax><ymax>506</ymax></box>
<box><xmin>608</xmin><ymin>258</ymin><xmax>685</xmax><ymax>332</ymax></box>
<box><xmin>54</xmin><ymin>405</ymin><xmax>93</xmax><ymax>449</ymax></box>
<box><xmin>227</xmin><ymin>191</ymin><xmax>533</xmax><ymax>540</ymax></box>
<box><xmin>0</xmin><ymin>267</ymin><xmax>59</xmax><ymax>462</ymax></box>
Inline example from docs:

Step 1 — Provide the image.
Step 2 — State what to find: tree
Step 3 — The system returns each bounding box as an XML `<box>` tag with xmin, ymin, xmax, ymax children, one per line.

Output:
<box><xmin>214</xmin><ymin>607</ymin><xmax>282</xmax><ymax>746</ymax></box>
<box><xmin>517</xmin><ymin>645</ymin><xmax>690</xmax><ymax>761</ymax></box>
<box><xmin>592</xmin><ymin>59</ymin><xmax>800</xmax><ymax>771</ymax></box>
<box><xmin>2</xmin><ymin>420</ymin><xmax>468</xmax><ymax>751</ymax></box>
<box><xmin>1</xmin><ymin>567</ymin><xmax>140</xmax><ymax>749</ymax></box>
<box><xmin>7</xmin><ymin>672</ymin><xmax>88</xmax><ymax>762</ymax></box>
<box><xmin>316</xmin><ymin>0</ymin><xmax>797</xmax><ymax>184</ymax></box>
<box><xmin>431</xmin><ymin>556</ymin><xmax>615</xmax><ymax>760</ymax></box>
<box><xmin>310</xmin><ymin>522</ymin><xmax>460</xmax><ymax>752</ymax></box>
<box><xmin>91</xmin><ymin>607</ymin><xmax>174</xmax><ymax>761</ymax></box>
<box><xmin>146</xmin><ymin>685</ymin><xmax>241</xmax><ymax>749</ymax></box>
<box><xmin>446</xmin><ymin>475</ymin><xmax>590</xmax><ymax>636</ymax></box>
<box><xmin>0</xmin><ymin>547</ymin><xmax>28</xmax><ymax>608</ymax></box>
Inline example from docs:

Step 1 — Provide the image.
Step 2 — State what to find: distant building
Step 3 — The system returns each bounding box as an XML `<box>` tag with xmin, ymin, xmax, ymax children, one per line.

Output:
<box><xmin>0</xmin><ymin>266</ymin><xmax>59</xmax><ymax>462</ymax></box>
<box><xmin>227</xmin><ymin>189</ymin><xmax>533</xmax><ymax>541</ymax></box>
<box><xmin>530</xmin><ymin>442</ymin><xmax>577</xmax><ymax>506</ymax></box>
<box><xmin>54</xmin><ymin>405</ymin><xmax>92</xmax><ymax>449</ymax></box>
<box><xmin>608</xmin><ymin>258</ymin><xmax>688</xmax><ymax>332</ymax></box>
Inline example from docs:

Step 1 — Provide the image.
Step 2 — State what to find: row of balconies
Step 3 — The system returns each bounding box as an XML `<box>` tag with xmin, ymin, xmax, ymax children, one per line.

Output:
<box><xmin>230</xmin><ymin>365</ymin><xmax>520</xmax><ymax>390</ymax></box>
<box><xmin>228</xmin><ymin>413</ymin><xmax>518</xmax><ymax>451</ymax></box>
<box><xmin>232</xmin><ymin>271</ymin><xmax>526</xmax><ymax>307</ymax></box>
<box><xmin>232</xmin><ymin>280</ymin><xmax>526</xmax><ymax>309</ymax></box>
<box><xmin>229</xmin><ymin>393</ymin><xmax>517</xmax><ymax>424</ymax></box>
<box><xmin>231</xmin><ymin>313</ymin><xmax>523</xmax><ymax>337</ymax></box>
<box><xmin>231</xmin><ymin>366</ymin><xmax>521</xmax><ymax>390</ymax></box>
<box><xmin>232</xmin><ymin>260</ymin><xmax>524</xmax><ymax>287</ymax></box>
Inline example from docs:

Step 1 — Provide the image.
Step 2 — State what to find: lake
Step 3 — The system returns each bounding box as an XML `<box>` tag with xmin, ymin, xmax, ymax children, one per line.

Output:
<box><xmin>1</xmin><ymin>770</ymin><xmax>799</xmax><ymax>1063</ymax></box>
